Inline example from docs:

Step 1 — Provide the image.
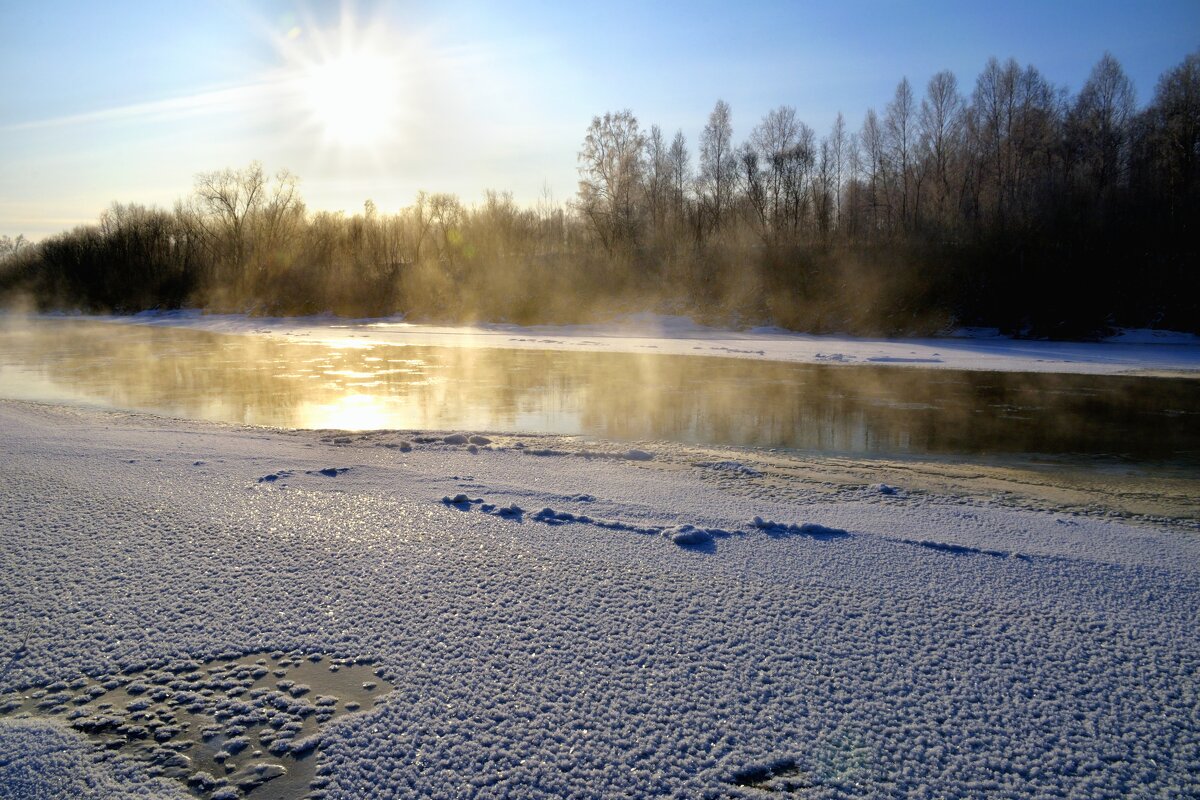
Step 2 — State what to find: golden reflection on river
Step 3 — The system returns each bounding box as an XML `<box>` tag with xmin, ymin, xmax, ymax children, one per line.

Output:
<box><xmin>1</xmin><ymin>318</ymin><xmax>1197</xmax><ymax>463</ymax></box>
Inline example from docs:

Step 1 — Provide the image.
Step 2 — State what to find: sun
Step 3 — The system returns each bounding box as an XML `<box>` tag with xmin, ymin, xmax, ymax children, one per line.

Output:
<box><xmin>303</xmin><ymin>49</ymin><xmax>401</xmax><ymax>148</ymax></box>
<box><xmin>263</xmin><ymin>3</ymin><xmax>406</xmax><ymax>151</ymax></box>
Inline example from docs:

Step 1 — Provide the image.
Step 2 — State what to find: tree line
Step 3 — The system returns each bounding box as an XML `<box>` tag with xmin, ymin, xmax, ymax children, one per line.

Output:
<box><xmin>2</xmin><ymin>51</ymin><xmax>1197</xmax><ymax>336</ymax></box>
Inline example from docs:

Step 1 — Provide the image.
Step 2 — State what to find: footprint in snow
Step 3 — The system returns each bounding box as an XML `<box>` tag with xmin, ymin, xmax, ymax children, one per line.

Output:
<box><xmin>441</xmin><ymin>493</ymin><xmax>483</xmax><ymax>508</ymax></box>
<box><xmin>307</xmin><ymin>467</ymin><xmax>350</xmax><ymax>477</ymax></box>
<box><xmin>446</xmin><ymin>498</ymin><xmax>729</xmax><ymax>549</ymax></box>
<box><xmin>730</xmin><ymin>759</ymin><xmax>812</xmax><ymax>792</ymax></box>
<box><xmin>903</xmin><ymin>539</ymin><xmax>1023</xmax><ymax>559</ymax></box>
<box><xmin>751</xmin><ymin>517</ymin><xmax>851</xmax><ymax>540</ymax></box>
<box><xmin>699</xmin><ymin>461</ymin><xmax>762</xmax><ymax>477</ymax></box>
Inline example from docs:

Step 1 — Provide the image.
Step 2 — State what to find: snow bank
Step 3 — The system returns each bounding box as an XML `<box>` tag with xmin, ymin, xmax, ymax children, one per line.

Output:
<box><xmin>73</xmin><ymin>311</ymin><xmax>1200</xmax><ymax>376</ymax></box>
<box><xmin>1</xmin><ymin>400</ymin><xmax>1197</xmax><ymax>798</ymax></box>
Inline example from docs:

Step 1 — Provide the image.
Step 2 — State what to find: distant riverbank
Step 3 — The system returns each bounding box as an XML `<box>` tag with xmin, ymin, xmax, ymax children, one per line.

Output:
<box><xmin>58</xmin><ymin>309</ymin><xmax>1200</xmax><ymax>377</ymax></box>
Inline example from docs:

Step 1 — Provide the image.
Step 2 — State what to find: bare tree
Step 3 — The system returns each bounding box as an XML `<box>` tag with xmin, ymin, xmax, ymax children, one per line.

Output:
<box><xmin>860</xmin><ymin>108</ymin><xmax>887</xmax><ymax>234</ymax></box>
<box><xmin>918</xmin><ymin>70</ymin><xmax>966</xmax><ymax>225</ymax></box>
<box><xmin>1069</xmin><ymin>52</ymin><xmax>1136</xmax><ymax>192</ymax></box>
<box><xmin>0</xmin><ymin>235</ymin><xmax>28</xmax><ymax>261</ymax></box>
<box><xmin>1143</xmin><ymin>52</ymin><xmax>1200</xmax><ymax>204</ymax></box>
<box><xmin>971</xmin><ymin>57</ymin><xmax>1016</xmax><ymax>222</ymax></box>
<box><xmin>667</xmin><ymin>130</ymin><xmax>692</xmax><ymax>228</ymax></box>
<box><xmin>258</xmin><ymin>168</ymin><xmax>304</xmax><ymax>258</ymax></box>
<box><xmin>814</xmin><ymin>139</ymin><xmax>835</xmax><ymax>237</ymax></box>
<box><xmin>643</xmin><ymin>124</ymin><xmax>670</xmax><ymax>234</ymax></box>
<box><xmin>699</xmin><ymin>99</ymin><xmax>736</xmax><ymax>232</ymax></box>
<box><xmin>844</xmin><ymin>130</ymin><xmax>863</xmax><ymax>237</ymax></box>
<box><xmin>885</xmin><ymin>78</ymin><xmax>917</xmax><ymax>225</ymax></box>
<box><xmin>974</xmin><ymin>59</ymin><xmax>1064</xmax><ymax>224</ymax></box>
<box><xmin>576</xmin><ymin>110</ymin><xmax>645</xmax><ymax>253</ymax></box>
<box><xmin>829</xmin><ymin>113</ymin><xmax>847</xmax><ymax>226</ymax></box>
<box><xmin>188</xmin><ymin>161</ymin><xmax>267</xmax><ymax>268</ymax></box>
<box><xmin>780</xmin><ymin>122</ymin><xmax>816</xmax><ymax>240</ymax></box>
<box><xmin>738</xmin><ymin>144</ymin><xmax>769</xmax><ymax>240</ymax></box>
<box><xmin>181</xmin><ymin>161</ymin><xmax>303</xmax><ymax>287</ymax></box>
<box><xmin>750</xmin><ymin>106</ymin><xmax>800</xmax><ymax>237</ymax></box>
<box><xmin>427</xmin><ymin>192</ymin><xmax>464</xmax><ymax>263</ymax></box>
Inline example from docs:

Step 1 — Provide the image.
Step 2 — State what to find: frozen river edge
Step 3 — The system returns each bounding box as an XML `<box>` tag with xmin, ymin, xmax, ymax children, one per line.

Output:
<box><xmin>0</xmin><ymin>400</ymin><xmax>1197</xmax><ymax>798</ymax></box>
<box><xmin>79</xmin><ymin>311</ymin><xmax>1200</xmax><ymax>377</ymax></box>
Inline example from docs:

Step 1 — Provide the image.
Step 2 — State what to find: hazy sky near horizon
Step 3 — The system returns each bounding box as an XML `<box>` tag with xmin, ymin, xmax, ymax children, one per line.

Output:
<box><xmin>1</xmin><ymin>0</ymin><xmax>1197</xmax><ymax>238</ymax></box>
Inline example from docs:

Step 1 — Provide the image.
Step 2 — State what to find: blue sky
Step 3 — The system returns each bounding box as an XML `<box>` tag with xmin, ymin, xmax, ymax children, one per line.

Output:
<box><xmin>1</xmin><ymin>0</ymin><xmax>1197</xmax><ymax>238</ymax></box>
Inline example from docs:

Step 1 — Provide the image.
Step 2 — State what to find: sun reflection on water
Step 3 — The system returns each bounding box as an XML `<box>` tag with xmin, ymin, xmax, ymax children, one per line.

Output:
<box><xmin>298</xmin><ymin>393</ymin><xmax>396</xmax><ymax>431</ymax></box>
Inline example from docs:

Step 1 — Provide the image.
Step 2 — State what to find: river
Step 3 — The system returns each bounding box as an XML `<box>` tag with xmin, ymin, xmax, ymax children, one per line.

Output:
<box><xmin>1</xmin><ymin>316</ymin><xmax>1197</xmax><ymax>468</ymax></box>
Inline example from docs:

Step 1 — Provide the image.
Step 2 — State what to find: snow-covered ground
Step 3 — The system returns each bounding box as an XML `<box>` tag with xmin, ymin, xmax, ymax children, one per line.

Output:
<box><xmin>93</xmin><ymin>310</ymin><xmax>1200</xmax><ymax>377</ymax></box>
<box><xmin>1</xmin><ymin>400</ymin><xmax>1197</xmax><ymax>798</ymax></box>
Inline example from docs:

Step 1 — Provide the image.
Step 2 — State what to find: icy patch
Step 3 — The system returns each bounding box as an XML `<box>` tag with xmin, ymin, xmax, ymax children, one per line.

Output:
<box><xmin>0</xmin><ymin>718</ymin><xmax>189</xmax><ymax>798</ymax></box>
<box><xmin>0</xmin><ymin>652</ymin><xmax>392</xmax><ymax>800</ymax></box>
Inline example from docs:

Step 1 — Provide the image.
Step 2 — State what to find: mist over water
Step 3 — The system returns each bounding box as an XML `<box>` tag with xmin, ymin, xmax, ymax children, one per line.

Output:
<box><xmin>1</xmin><ymin>317</ymin><xmax>1197</xmax><ymax>466</ymax></box>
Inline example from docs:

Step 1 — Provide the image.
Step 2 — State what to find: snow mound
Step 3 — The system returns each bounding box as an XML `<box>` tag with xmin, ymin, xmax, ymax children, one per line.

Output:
<box><xmin>662</xmin><ymin>525</ymin><xmax>712</xmax><ymax>547</ymax></box>
<box><xmin>751</xmin><ymin>517</ymin><xmax>851</xmax><ymax>539</ymax></box>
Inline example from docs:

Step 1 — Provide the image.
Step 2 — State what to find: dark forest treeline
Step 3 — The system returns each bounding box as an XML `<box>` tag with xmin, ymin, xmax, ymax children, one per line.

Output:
<box><xmin>2</xmin><ymin>52</ymin><xmax>1197</xmax><ymax>336</ymax></box>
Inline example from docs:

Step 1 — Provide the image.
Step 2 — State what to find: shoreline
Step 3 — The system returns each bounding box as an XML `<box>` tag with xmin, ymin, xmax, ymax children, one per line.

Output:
<box><xmin>22</xmin><ymin>310</ymin><xmax>1200</xmax><ymax>378</ymax></box>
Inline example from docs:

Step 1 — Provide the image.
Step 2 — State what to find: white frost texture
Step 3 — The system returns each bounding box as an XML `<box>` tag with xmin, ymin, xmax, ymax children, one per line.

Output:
<box><xmin>0</xmin><ymin>719</ymin><xmax>188</xmax><ymax>799</ymax></box>
<box><xmin>0</xmin><ymin>401</ymin><xmax>1198</xmax><ymax>798</ymax></box>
